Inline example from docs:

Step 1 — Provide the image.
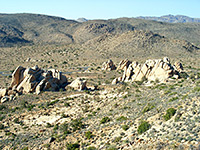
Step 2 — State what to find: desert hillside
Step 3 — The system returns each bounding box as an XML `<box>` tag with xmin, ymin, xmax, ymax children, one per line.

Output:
<box><xmin>0</xmin><ymin>13</ymin><xmax>199</xmax><ymax>150</ymax></box>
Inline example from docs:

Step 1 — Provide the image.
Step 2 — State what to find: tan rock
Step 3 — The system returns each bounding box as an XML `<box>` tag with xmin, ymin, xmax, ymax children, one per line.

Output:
<box><xmin>0</xmin><ymin>88</ymin><xmax>7</xmax><ymax>98</ymax></box>
<box><xmin>102</xmin><ymin>60</ymin><xmax>116</xmax><ymax>71</ymax></box>
<box><xmin>16</xmin><ymin>75</ymin><xmax>38</xmax><ymax>93</ymax></box>
<box><xmin>1</xmin><ymin>96</ymin><xmax>9</xmax><ymax>103</ymax></box>
<box><xmin>117</xmin><ymin>59</ymin><xmax>132</xmax><ymax>71</ymax></box>
<box><xmin>174</xmin><ymin>62</ymin><xmax>183</xmax><ymax>72</ymax></box>
<box><xmin>69</xmin><ymin>78</ymin><xmax>87</xmax><ymax>90</ymax></box>
<box><xmin>114</xmin><ymin>57</ymin><xmax>184</xmax><ymax>83</ymax></box>
<box><xmin>35</xmin><ymin>79</ymin><xmax>46</xmax><ymax>95</ymax></box>
<box><xmin>112</xmin><ymin>78</ymin><xmax>118</xmax><ymax>85</ymax></box>
<box><xmin>10</xmin><ymin>66</ymin><xmax>25</xmax><ymax>87</ymax></box>
<box><xmin>163</xmin><ymin>57</ymin><xmax>170</xmax><ymax>64</ymax></box>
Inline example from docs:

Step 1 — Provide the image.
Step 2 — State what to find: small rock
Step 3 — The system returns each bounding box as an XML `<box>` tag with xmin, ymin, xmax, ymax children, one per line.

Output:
<box><xmin>0</xmin><ymin>88</ymin><xmax>7</xmax><ymax>98</ymax></box>
<box><xmin>69</xmin><ymin>78</ymin><xmax>87</xmax><ymax>90</ymax></box>
<box><xmin>44</xmin><ymin>137</ymin><xmax>55</xmax><ymax>144</ymax></box>
<box><xmin>1</xmin><ymin>96</ymin><xmax>10</xmax><ymax>103</ymax></box>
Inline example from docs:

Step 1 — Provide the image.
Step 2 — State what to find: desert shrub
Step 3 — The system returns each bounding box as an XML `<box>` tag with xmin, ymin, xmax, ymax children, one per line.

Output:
<box><xmin>168</xmin><ymin>97</ymin><xmax>178</xmax><ymax>102</ymax></box>
<box><xmin>193</xmin><ymin>86</ymin><xmax>200</xmax><ymax>92</ymax></box>
<box><xmin>66</xmin><ymin>143</ymin><xmax>80</xmax><ymax>150</ymax></box>
<box><xmin>21</xmin><ymin>147</ymin><xmax>28</xmax><ymax>150</ymax></box>
<box><xmin>142</xmin><ymin>103</ymin><xmax>155</xmax><ymax>114</ymax></box>
<box><xmin>116</xmin><ymin>116</ymin><xmax>127</xmax><ymax>122</ymax></box>
<box><xmin>0</xmin><ymin>105</ymin><xmax>6</xmax><ymax>111</ymax></box>
<box><xmin>46</xmin><ymin>123</ymin><xmax>52</xmax><ymax>128</ymax></box>
<box><xmin>0</xmin><ymin>115</ymin><xmax>5</xmax><ymax>121</ymax></box>
<box><xmin>46</xmin><ymin>99</ymin><xmax>59</xmax><ymax>107</ymax></box>
<box><xmin>100</xmin><ymin>117</ymin><xmax>111</xmax><ymax>124</ymax></box>
<box><xmin>0</xmin><ymin>123</ymin><xmax>5</xmax><ymax>129</ymax></box>
<box><xmin>163</xmin><ymin>108</ymin><xmax>176</xmax><ymax>121</ymax></box>
<box><xmin>113</xmin><ymin>136</ymin><xmax>122</xmax><ymax>143</ymax></box>
<box><xmin>179</xmin><ymin>72</ymin><xmax>188</xmax><ymax>79</ymax></box>
<box><xmin>122</xmin><ymin>125</ymin><xmax>129</xmax><ymax>131</ymax></box>
<box><xmin>137</xmin><ymin>121</ymin><xmax>150</xmax><ymax>134</ymax></box>
<box><xmin>135</xmin><ymin>76</ymin><xmax>148</xmax><ymax>85</ymax></box>
<box><xmin>106</xmin><ymin>145</ymin><xmax>118</xmax><ymax>150</ymax></box>
<box><xmin>85</xmin><ymin>131</ymin><xmax>94</xmax><ymax>139</ymax></box>
<box><xmin>53</xmin><ymin>124</ymin><xmax>59</xmax><ymax>131</ymax></box>
<box><xmin>70</xmin><ymin>118</ymin><xmax>84</xmax><ymax>131</ymax></box>
<box><xmin>13</xmin><ymin>118</ymin><xmax>21</xmax><ymax>124</ymax></box>
<box><xmin>87</xmin><ymin>146</ymin><xmax>96</xmax><ymax>150</ymax></box>
<box><xmin>60</xmin><ymin>122</ymin><xmax>70</xmax><ymax>134</ymax></box>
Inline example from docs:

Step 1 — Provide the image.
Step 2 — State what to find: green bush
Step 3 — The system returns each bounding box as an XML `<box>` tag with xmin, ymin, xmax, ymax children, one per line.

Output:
<box><xmin>85</xmin><ymin>131</ymin><xmax>93</xmax><ymax>139</ymax></box>
<box><xmin>0</xmin><ymin>105</ymin><xmax>6</xmax><ymax>111</ymax></box>
<box><xmin>137</xmin><ymin>121</ymin><xmax>150</xmax><ymax>134</ymax></box>
<box><xmin>0</xmin><ymin>123</ymin><xmax>5</xmax><ymax>129</ymax></box>
<box><xmin>60</xmin><ymin>122</ymin><xmax>70</xmax><ymax>134</ymax></box>
<box><xmin>87</xmin><ymin>146</ymin><xmax>96</xmax><ymax>150</ymax></box>
<box><xmin>116</xmin><ymin>116</ymin><xmax>127</xmax><ymax>122</ymax></box>
<box><xmin>179</xmin><ymin>72</ymin><xmax>188</xmax><ymax>79</ymax></box>
<box><xmin>142</xmin><ymin>103</ymin><xmax>155</xmax><ymax>114</ymax></box>
<box><xmin>163</xmin><ymin>108</ymin><xmax>176</xmax><ymax>121</ymax></box>
<box><xmin>122</xmin><ymin>125</ymin><xmax>129</xmax><ymax>131</ymax></box>
<box><xmin>106</xmin><ymin>145</ymin><xmax>118</xmax><ymax>150</ymax></box>
<box><xmin>70</xmin><ymin>118</ymin><xmax>84</xmax><ymax>131</ymax></box>
<box><xmin>168</xmin><ymin>97</ymin><xmax>178</xmax><ymax>102</ymax></box>
<box><xmin>100</xmin><ymin>117</ymin><xmax>111</xmax><ymax>124</ymax></box>
<box><xmin>113</xmin><ymin>136</ymin><xmax>122</xmax><ymax>143</ymax></box>
<box><xmin>66</xmin><ymin>143</ymin><xmax>80</xmax><ymax>150</ymax></box>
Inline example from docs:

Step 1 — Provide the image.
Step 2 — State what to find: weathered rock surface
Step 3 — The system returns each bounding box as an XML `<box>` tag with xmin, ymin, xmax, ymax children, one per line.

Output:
<box><xmin>0</xmin><ymin>88</ymin><xmax>7</xmax><ymax>98</ymax></box>
<box><xmin>1</xmin><ymin>96</ymin><xmax>9</xmax><ymax>103</ymax></box>
<box><xmin>113</xmin><ymin>57</ymin><xmax>185</xmax><ymax>84</ymax></box>
<box><xmin>69</xmin><ymin>78</ymin><xmax>87</xmax><ymax>90</ymax></box>
<box><xmin>10</xmin><ymin>65</ymin><xmax>67</xmax><ymax>95</ymax></box>
<box><xmin>102</xmin><ymin>60</ymin><xmax>116</xmax><ymax>71</ymax></box>
<box><xmin>117</xmin><ymin>59</ymin><xmax>132</xmax><ymax>71</ymax></box>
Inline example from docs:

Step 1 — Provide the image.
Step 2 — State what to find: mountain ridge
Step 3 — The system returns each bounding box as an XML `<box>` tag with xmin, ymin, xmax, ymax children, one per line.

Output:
<box><xmin>0</xmin><ymin>13</ymin><xmax>199</xmax><ymax>50</ymax></box>
<box><xmin>136</xmin><ymin>14</ymin><xmax>200</xmax><ymax>23</ymax></box>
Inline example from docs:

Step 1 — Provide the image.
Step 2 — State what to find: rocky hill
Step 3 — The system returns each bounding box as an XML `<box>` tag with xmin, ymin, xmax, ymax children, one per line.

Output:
<box><xmin>137</xmin><ymin>14</ymin><xmax>200</xmax><ymax>23</ymax></box>
<box><xmin>0</xmin><ymin>13</ymin><xmax>200</xmax><ymax>150</ymax></box>
<box><xmin>0</xmin><ymin>13</ymin><xmax>200</xmax><ymax>47</ymax></box>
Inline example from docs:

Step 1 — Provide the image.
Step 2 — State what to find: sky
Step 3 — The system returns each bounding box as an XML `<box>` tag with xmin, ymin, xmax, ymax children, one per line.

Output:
<box><xmin>1</xmin><ymin>0</ymin><xmax>200</xmax><ymax>20</ymax></box>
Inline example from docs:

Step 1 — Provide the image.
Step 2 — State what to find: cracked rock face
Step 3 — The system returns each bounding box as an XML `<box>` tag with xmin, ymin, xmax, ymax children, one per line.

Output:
<box><xmin>113</xmin><ymin>57</ymin><xmax>184</xmax><ymax>84</ymax></box>
<box><xmin>10</xmin><ymin>65</ymin><xmax>67</xmax><ymax>95</ymax></box>
<box><xmin>102</xmin><ymin>59</ymin><xmax>116</xmax><ymax>71</ymax></box>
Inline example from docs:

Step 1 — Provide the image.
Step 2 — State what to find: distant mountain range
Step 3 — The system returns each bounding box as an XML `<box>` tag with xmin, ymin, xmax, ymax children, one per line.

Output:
<box><xmin>0</xmin><ymin>13</ymin><xmax>200</xmax><ymax>50</ymax></box>
<box><xmin>137</xmin><ymin>14</ymin><xmax>200</xmax><ymax>23</ymax></box>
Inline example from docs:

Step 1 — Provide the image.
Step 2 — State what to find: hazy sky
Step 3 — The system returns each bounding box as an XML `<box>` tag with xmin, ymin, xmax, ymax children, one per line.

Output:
<box><xmin>1</xmin><ymin>0</ymin><xmax>200</xmax><ymax>19</ymax></box>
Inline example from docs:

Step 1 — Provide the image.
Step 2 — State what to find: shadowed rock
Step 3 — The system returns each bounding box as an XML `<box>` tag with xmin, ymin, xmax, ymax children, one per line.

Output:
<box><xmin>102</xmin><ymin>60</ymin><xmax>116</xmax><ymax>71</ymax></box>
<box><xmin>113</xmin><ymin>57</ymin><xmax>185</xmax><ymax>84</ymax></box>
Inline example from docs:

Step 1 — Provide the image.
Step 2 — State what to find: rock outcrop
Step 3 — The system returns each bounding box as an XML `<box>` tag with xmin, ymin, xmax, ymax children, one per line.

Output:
<box><xmin>69</xmin><ymin>78</ymin><xmax>87</xmax><ymax>90</ymax></box>
<box><xmin>102</xmin><ymin>60</ymin><xmax>116</xmax><ymax>71</ymax></box>
<box><xmin>117</xmin><ymin>59</ymin><xmax>132</xmax><ymax>71</ymax></box>
<box><xmin>12</xmin><ymin>66</ymin><xmax>67</xmax><ymax>95</ymax></box>
<box><xmin>113</xmin><ymin>57</ymin><xmax>184</xmax><ymax>84</ymax></box>
<box><xmin>2</xmin><ymin>65</ymin><xmax>68</xmax><ymax>100</ymax></box>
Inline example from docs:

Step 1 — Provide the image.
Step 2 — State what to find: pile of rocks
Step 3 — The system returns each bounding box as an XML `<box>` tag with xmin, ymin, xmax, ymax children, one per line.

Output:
<box><xmin>101</xmin><ymin>59</ymin><xmax>116</xmax><ymax>71</ymax></box>
<box><xmin>0</xmin><ymin>65</ymin><xmax>68</xmax><ymax>102</ymax></box>
<box><xmin>112</xmin><ymin>57</ymin><xmax>184</xmax><ymax>84</ymax></box>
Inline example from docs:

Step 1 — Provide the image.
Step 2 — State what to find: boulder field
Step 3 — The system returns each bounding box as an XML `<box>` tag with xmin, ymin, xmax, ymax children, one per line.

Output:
<box><xmin>102</xmin><ymin>57</ymin><xmax>184</xmax><ymax>84</ymax></box>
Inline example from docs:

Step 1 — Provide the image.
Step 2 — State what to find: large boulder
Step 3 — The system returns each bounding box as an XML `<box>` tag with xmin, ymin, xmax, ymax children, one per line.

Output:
<box><xmin>9</xmin><ymin>65</ymin><xmax>68</xmax><ymax>95</ymax></box>
<box><xmin>102</xmin><ymin>60</ymin><xmax>116</xmax><ymax>71</ymax></box>
<box><xmin>69</xmin><ymin>78</ymin><xmax>87</xmax><ymax>90</ymax></box>
<box><xmin>10</xmin><ymin>66</ymin><xmax>26</xmax><ymax>87</ymax></box>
